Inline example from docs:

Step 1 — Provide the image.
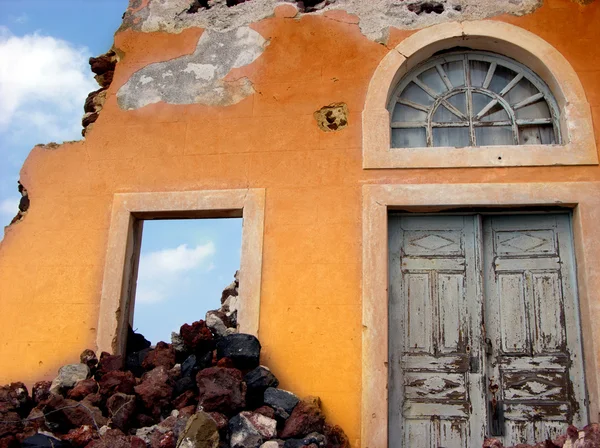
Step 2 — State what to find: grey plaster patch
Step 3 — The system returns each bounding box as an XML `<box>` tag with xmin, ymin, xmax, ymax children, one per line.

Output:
<box><xmin>120</xmin><ymin>0</ymin><xmax>542</xmax><ymax>42</ymax></box>
<box><xmin>117</xmin><ymin>26</ymin><xmax>267</xmax><ymax>109</ymax></box>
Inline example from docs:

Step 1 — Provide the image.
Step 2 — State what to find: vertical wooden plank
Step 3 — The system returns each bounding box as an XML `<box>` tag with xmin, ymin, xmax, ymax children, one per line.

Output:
<box><xmin>498</xmin><ymin>274</ymin><xmax>529</xmax><ymax>353</ymax></box>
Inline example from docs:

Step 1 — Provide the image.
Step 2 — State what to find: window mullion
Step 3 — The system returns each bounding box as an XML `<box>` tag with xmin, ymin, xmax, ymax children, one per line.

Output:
<box><xmin>464</xmin><ymin>55</ymin><xmax>476</xmax><ymax>146</ymax></box>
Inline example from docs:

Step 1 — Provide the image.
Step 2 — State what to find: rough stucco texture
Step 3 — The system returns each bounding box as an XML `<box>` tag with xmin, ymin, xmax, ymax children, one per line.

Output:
<box><xmin>117</xmin><ymin>27</ymin><xmax>268</xmax><ymax>109</ymax></box>
<box><xmin>1</xmin><ymin>1</ymin><xmax>600</xmax><ymax>447</ymax></box>
<box><xmin>121</xmin><ymin>0</ymin><xmax>543</xmax><ymax>41</ymax></box>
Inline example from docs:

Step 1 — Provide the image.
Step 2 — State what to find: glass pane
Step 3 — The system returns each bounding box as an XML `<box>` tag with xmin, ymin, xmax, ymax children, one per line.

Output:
<box><xmin>519</xmin><ymin>125</ymin><xmax>556</xmax><ymax>145</ymax></box>
<box><xmin>392</xmin><ymin>103</ymin><xmax>427</xmax><ymax>122</ymax></box>
<box><xmin>471</xmin><ymin>92</ymin><xmax>509</xmax><ymax>122</ymax></box>
<box><xmin>516</xmin><ymin>99</ymin><xmax>551</xmax><ymax>120</ymax></box>
<box><xmin>433</xmin><ymin>105</ymin><xmax>460</xmax><ymax>123</ymax></box>
<box><xmin>475</xmin><ymin>126</ymin><xmax>514</xmax><ymax>146</ymax></box>
<box><xmin>469</xmin><ymin>60</ymin><xmax>489</xmax><ymax>87</ymax></box>
<box><xmin>432</xmin><ymin>127</ymin><xmax>470</xmax><ymax>147</ymax></box>
<box><xmin>419</xmin><ymin>67</ymin><xmax>448</xmax><ymax>95</ymax></box>
<box><xmin>400</xmin><ymin>82</ymin><xmax>435</xmax><ymax>107</ymax></box>
<box><xmin>447</xmin><ymin>93</ymin><xmax>467</xmax><ymax>115</ymax></box>
<box><xmin>442</xmin><ymin>60</ymin><xmax>465</xmax><ymax>88</ymax></box>
<box><xmin>392</xmin><ymin>128</ymin><xmax>427</xmax><ymax>148</ymax></box>
<box><xmin>504</xmin><ymin>77</ymin><xmax>538</xmax><ymax>107</ymax></box>
<box><xmin>488</xmin><ymin>64</ymin><xmax>518</xmax><ymax>94</ymax></box>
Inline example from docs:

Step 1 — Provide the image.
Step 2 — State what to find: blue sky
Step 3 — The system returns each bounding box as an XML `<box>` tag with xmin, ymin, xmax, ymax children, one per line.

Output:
<box><xmin>0</xmin><ymin>0</ymin><xmax>241</xmax><ymax>344</ymax></box>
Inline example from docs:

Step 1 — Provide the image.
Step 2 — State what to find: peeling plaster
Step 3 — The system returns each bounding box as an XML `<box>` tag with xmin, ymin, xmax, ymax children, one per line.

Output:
<box><xmin>120</xmin><ymin>0</ymin><xmax>543</xmax><ymax>42</ymax></box>
<box><xmin>117</xmin><ymin>26</ymin><xmax>268</xmax><ymax>109</ymax></box>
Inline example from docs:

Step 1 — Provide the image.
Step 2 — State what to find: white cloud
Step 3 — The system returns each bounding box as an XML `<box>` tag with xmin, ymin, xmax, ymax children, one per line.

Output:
<box><xmin>0</xmin><ymin>197</ymin><xmax>19</xmax><ymax>216</ymax></box>
<box><xmin>136</xmin><ymin>242</ymin><xmax>216</xmax><ymax>304</ymax></box>
<box><xmin>0</xmin><ymin>26</ymin><xmax>96</xmax><ymax>142</ymax></box>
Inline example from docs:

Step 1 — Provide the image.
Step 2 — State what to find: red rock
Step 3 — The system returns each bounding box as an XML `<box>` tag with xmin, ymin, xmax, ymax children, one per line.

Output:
<box><xmin>216</xmin><ymin>357</ymin><xmax>234</xmax><ymax>368</ymax></box>
<box><xmin>173</xmin><ymin>389</ymin><xmax>197</xmax><ymax>410</ymax></box>
<box><xmin>179</xmin><ymin>405</ymin><xmax>196</xmax><ymax>419</ymax></box>
<box><xmin>134</xmin><ymin>366</ymin><xmax>173</xmax><ymax>418</ymax></box>
<box><xmin>254</xmin><ymin>405</ymin><xmax>275</xmax><ymax>420</ymax></box>
<box><xmin>41</xmin><ymin>394</ymin><xmax>107</xmax><ymax>431</ymax></box>
<box><xmin>180</xmin><ymin>321</ymin><xmax>214</xmax><ymax>353</ymax></box>
<box><xmin>0</xmin><ymin>436</ymin><xmax>18</xmax><ymax>448</ymax></box>
<box><xmin>85</xmin><ymin>428</ymin><xmax>146</xmax><ymax>448</ymax></box>
<box><xmin>196</xmin><ymin>367</ymin><xmax>246</xmax><ymax>415</ymax></box>
<box><xmin>279</xmin><ymin>399</ymin><xmax>325</xmax><ymax>439</ymax></box>
<box><xmin>0</xmin><ymin>411</ymin><xmax>22</xmax><ymax>438</ymax></box>
<box><xmin>157</xmin><ymin>431</ymin><xmax>176</xmax><ymax>448</ymax></box>
<box><xmin>98</xmin><ymin>370</ymin><xmax>136</xmax><ymax>397</ymax></box>
<box><xmin>324</xmin><ymin>424</ymin><xmax>350</xmax><ymax>448</ymax></box>
<box><xmin>107</xmin><ymin>393</ymin><xmax>137</xmax><ymax>432</ymax></box>
<box><xmin>96</xmin><ymin>352</ymin><xmax>124</xmax><ymax>376</ymax></box>
<box><xmin>61</xmin><ymin>425</ymin><xmax>97</xmax><ymax>447</ymax></box>
<box><xmin>143</xmin><ymin>342</ymin><xmax>177</xmax><ymax>370</ymax></box>
<box><xmin>80</xmin><ymin>349</ymin><xmax>98</xmax><ymax>369</ymax></box>
<box><xmin>0</xmin><ymin>383</ymin><xmax>30</xmax><ymax>415</ymax></box>
<box><xmin>32</xmin><ymin>381</ymin><xmax>52</xmax><ymax>405</ymax></box>
<box><xmin>136</xmin><ymin>413</ymin><xmax>156</xmax><ymax>428</ymax></box>
<box><xmin>207</xmin><ymin>412</ymin><xmax>228</xmax><ymax>431</ymax></box>
<box><xmin>67</xmin><ymin>378</ymin><xmax>98</xmax><ymax>401</ymax></box>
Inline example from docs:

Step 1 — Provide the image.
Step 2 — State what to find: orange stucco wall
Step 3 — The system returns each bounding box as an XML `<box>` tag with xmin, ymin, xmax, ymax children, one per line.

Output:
<box><xmin>0</xmin><ymin>0</ymin><xmax>599</xmax><ymax>445</ymax></box>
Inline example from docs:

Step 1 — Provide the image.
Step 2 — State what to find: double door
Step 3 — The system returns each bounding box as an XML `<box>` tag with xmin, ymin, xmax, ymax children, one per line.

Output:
<box><xmin>388</xmin><ymin>213</ymin><xmax>588</xmax><ymax>447</ymax></box>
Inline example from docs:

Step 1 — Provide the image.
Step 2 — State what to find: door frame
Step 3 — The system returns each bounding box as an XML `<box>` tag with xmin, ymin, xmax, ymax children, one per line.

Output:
<box><xmin>361</xmin><ymin>182</ymin><xmax>600</xmax><ymax>448</ymax></box>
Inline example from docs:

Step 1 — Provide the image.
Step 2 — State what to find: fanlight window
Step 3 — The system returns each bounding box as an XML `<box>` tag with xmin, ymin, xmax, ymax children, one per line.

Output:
<box><xmin>389</xmin><ymin>51</ymin><xmax>561</xmax><ymax>148</ymax></box>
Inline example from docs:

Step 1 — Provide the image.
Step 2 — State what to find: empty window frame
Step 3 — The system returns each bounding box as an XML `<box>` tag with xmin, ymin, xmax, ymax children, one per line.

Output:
<box><xmin>389</xmin><ymin>51</ymin><xmax>561</xmax><ymax>148</ymax></box>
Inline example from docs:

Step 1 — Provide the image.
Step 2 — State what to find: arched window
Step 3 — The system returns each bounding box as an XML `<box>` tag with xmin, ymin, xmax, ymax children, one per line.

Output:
<box><xmin>388</xmin><ymin>51</ymin><xmax>561</xmax><ymax>148</ymax></box>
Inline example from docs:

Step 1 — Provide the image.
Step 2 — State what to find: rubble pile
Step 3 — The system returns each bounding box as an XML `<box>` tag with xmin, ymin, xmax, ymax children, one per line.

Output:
<box><xmin>0</xmin><ymin>274</ymin><xmax>349</xmax><ymax>448</ymax></box>
<box><xmin>484</xmin><ymin>423</ymin><xmax>600</xmax><ymax>448</ymax></box>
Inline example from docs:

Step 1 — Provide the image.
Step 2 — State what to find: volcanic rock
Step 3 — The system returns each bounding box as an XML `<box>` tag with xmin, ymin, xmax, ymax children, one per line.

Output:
<box><xmin>126</xmin><ymin>348</ymin><xmax>151</xmax><ymax>377</ymax></box>
<box><xmin>279</xmin><ymin>399</ymin><xmax>325</xmax><ymax>439</ymax></box>
<box><xmin>263</xmin><ymin>388</ymin><xmax>299</xmax><ymax>420</ymax></box>
<box><xmin>61</xmin><ymin>424</ymin><xmax>97</xmax><ymax>447</ymax></box>
<box><xmin>98</xmin><ymin>370</ymin><xmax>136</xmax><ymax>397</ymax></box>
<box><xmin>176</xmin><ymin>411</ymin><xmax>219</xmax><ymax>448</ymax></box>
<box><xmin>107</xmin><ymin>393</ymin><xmax>137</xmax><ymax>432</ymax></box>
<box><xmin>21</xmin><ymin>434</ymin><xmax>71</xmax><ymax>447</ymax></box>
<box><xmin>142</xmin><ymin>341</ymin><xmax>176</xmax><ymax>370</ymax></box>
<box><xmin>67</xmin><ymin>378</ymin><xmax>98</xmax><ymax>401</ymax></box>
<box><xmin>197</xmin><ymin>367</ymin><xmax>246</xmax><ymax>415</ymax></box>
<box><xmin>180</xmin><ymin>321</ymin><xmax>215</xmax><ymax>354</ymax></box>
<box><xmin>79</xmin><ymin>349</ymin><xmax>98</xmax><ymax>369</ymax></box>
<box><xmin>96</xmin><ymin>353</ymin><xmax>124</xmax><ymax>377</ymax></box>
<box><xmin>50</xmin><ymin>364</ymin><xmax>90</xmax><ymax>395</ymax></box>
<box><xmin>216</xmin><ymin>334</ymin><xmax>261</xmax><ymax>370</ymax></box>
<box><xmin>32</xmin><ymin>381</ymin><xmax>52</xmax><ymax>405</ymax></box>
<box><xmin>323</xmin><ymin>424</ymin><xmax>350</xmax><ymax>448</ymax></box>
<box><xmin>245</xmin><ymin>367</ymin><xmax>279</xmax><ymax>407</ymax></box>
<box><xmin>85</xmin><ymin>428</ymin><xmax>146</xmax><ymax>448</ymax></box>
<box><xmin>135</xmin><ymin>366</ymin><xmax>173</xmax><ymax>418</ymax></box>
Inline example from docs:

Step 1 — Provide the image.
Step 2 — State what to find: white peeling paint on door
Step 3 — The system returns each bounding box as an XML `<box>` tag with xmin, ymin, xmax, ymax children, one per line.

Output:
<box><xmin>388</xmin><ymin>213</ymin><xmax>588</xmax><ymax>447</ymax></box>
<box><xmin>388</xmin><ymin>216</ymin><xmax>486</xmax><ymax>448</ymax></box>
<box><xmin>483</xmin><ymin>214</ymin><xmax>588</xmax><ymax>445</ymax></box>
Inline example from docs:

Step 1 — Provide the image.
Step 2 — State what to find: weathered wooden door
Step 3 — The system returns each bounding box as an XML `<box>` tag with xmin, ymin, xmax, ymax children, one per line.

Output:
<box><xmin>389</xmin><ymin>216</ymin><xmax>486</xmax><ymax>447</ymax></box>
<box><xmin>483</xmin><ymin>214</ymin><xmax>587</xmax><ymax>444</ymax></box>
<box><xmin>388</xmin><ymin>213</ymin><xmax>588</xmax><ymax>447</ymax></box>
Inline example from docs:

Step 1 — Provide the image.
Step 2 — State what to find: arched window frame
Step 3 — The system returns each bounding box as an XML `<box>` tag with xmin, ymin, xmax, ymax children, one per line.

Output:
<box><xmin>362</xmin><ymin>21</ymin><xmax>598</xmax><ymax>169</ymax></box>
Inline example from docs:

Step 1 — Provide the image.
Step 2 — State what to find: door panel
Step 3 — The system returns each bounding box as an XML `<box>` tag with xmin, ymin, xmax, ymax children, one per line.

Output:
<box><xmin>483</xmin><ymin>214</ymin><xmax>587</xmax><ymax>445</ymax></box>
<box><xmin>388</xmin><ymin>213</ymin><xmax>588</xmax><ymax>447</ymax></box>
<box><xmin>389</xmin><ymin>216</ymin><xmax>485</xmax><ymax>448</ymax></box>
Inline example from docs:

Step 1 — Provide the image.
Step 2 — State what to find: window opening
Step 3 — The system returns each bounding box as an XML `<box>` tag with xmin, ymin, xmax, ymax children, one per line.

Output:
<box><xmin>389</xmin><ymin>51</ymin><xmax>561</xmax><ymax>148</ymax></box>
<box><xmin>131</xmin><ymin>218</ymin><xmax>242</xmax><ymax>345</ymax></box>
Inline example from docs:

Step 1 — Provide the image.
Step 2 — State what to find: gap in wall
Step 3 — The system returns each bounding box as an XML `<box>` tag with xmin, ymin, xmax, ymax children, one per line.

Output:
<box><xmin>131</xmin><ymin>217</ymin><xmax>242</xmax><ymax>345</ymax></box>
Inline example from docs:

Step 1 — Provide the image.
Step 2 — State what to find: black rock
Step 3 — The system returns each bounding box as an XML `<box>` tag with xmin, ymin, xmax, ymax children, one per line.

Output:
<box><xmin>244</xmin><ymin>366</ymin><xmax>279</xmax><ymax>407</ymax></box>
<box><xmin>127</xmin><ymin>326</ymin><xmax>151</xmax><ymax>354</ymax></box>
<box><xmin>284</xmin><ymin>433</ymin><xmax>326</xmax><ymax>448</ymax></box>
<box><xmin>263</xmin><ymin>387</ymin><xmax>299</xmax><ymax>418</ymax></box>
<box><xmin>22</xmin><ymin>434</ymin><xmax>72</xmax><ymax>447</ymax></box>
<box><xmin>174</xmin><ymin>376</ymin><xmax>197</xmax><ymax>397</ymax></box>
<box><xmin>181</xmin><ymin>352</ymin><xmax>212</xmax><ymax>380</ymax></box>
<box><xmin>216</xmin><ymin>334</ymin><xmax>261</xmax><ymax>370</ymax></box>
<box><xmin>125</xmin><ymin>348</ymin><xmax>151</xmax><ymax>377</ymax></box>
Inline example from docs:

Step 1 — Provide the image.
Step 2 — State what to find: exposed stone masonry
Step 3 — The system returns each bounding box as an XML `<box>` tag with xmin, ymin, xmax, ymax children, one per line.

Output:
<box><xmin>0</xmin><ymin>274</ymin><xmax>350</xmax><ymax>448</ymax></box>
<box><xmin>8</xmin><ymin>182</ymin><xmax>29</xmax><ymax>226</ymax></box>
<box><xmin>82</xmin><ymin>50</ymin><xmax>118</xmax><ymax>137</ymax></box>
